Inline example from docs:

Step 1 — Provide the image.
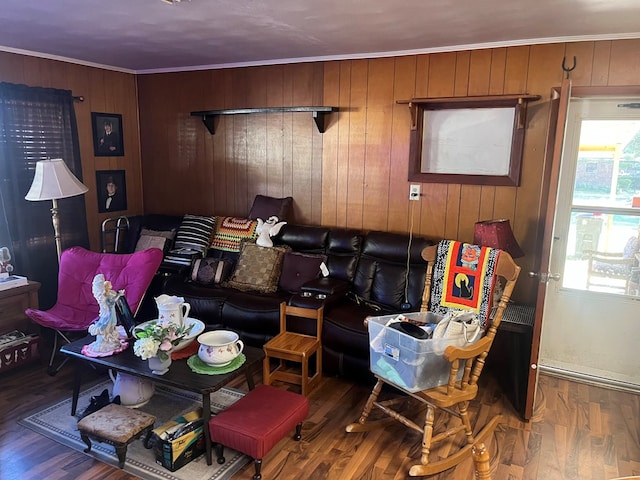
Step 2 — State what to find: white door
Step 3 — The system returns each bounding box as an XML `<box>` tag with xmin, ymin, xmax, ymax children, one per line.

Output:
<box><xmin>539</xmin><ymin>96</ymin><xmax>640</xmax><ymax>389</ymax></box>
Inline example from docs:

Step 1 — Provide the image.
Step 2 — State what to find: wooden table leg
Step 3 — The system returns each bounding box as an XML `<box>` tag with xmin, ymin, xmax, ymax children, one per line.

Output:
<box><xmin>245</xmin><ymin>367</ymin><xmax>256</xmax><ymax>390</ymax></box>
<box><xmin>203</xmin><ymin>392</ymin><xmax>212</xmax><ymax>465</ymax></box>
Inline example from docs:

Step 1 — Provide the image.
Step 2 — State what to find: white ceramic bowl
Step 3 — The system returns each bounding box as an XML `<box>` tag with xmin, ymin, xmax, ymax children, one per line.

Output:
<box><xmin>133</xmin><ymin>317</ymin><xmax>205</xmax><ymax>352</ymax></box>
<box><xmin>197</xmin><ymin>330</ymin><xmax>244</xmax><ymax>366</ymax></box>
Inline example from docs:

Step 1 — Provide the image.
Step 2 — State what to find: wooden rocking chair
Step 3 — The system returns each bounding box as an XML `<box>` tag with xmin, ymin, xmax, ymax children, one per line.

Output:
<box><xmin>346</xmin><ymin>242</ymin><xmax>520</xmax><ymax>476</ymax></box>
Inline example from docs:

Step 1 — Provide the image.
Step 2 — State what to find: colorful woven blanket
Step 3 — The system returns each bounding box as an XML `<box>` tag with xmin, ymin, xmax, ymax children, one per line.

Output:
<box><xmin>429</xmin><ymin>240</ymin><xmax>499</xmax><ymax>326</ymax></box>
<box><xmin>210</xmin><ymin>216</ymin><xmax>258</xmax><ymax>252</ymax></box>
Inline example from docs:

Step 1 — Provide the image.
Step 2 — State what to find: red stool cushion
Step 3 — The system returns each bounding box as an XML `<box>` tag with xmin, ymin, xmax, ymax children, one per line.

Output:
<box><xmin>209</xmin><ymin>384</ymin><xmax>309</xmax><ymax>459</ymax></box>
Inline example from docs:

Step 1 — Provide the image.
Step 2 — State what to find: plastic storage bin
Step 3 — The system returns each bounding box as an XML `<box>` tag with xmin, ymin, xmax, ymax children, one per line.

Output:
<box><xmin>367</xmin><ymin>312</ymin><xmax>472</xmax><ymax>393</ymax></box>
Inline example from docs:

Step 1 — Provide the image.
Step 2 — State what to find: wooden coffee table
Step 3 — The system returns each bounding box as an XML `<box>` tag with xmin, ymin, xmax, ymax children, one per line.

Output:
<box><xmin>61</xmin><ymin>336</ymin><xmax>264</xmax><ymax>465</ymax></box>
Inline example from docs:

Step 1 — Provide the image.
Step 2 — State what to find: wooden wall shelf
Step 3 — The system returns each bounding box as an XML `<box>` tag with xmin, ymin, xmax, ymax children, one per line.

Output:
<box><xmin>190</xmin><ymin>106</ymin><xmax>339</xmax><ymax>134</ymax></box>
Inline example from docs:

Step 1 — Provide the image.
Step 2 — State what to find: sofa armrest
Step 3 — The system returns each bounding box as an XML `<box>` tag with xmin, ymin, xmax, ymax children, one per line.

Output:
<box><xmin>300</xmin><ymin>277</ymin><xmax>350</xmax><ymax>296</ymax></box>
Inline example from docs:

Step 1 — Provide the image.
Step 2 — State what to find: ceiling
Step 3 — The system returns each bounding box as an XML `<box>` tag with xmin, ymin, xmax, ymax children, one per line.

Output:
<box><xmin>1</xmin><ymin>0</ymin><xmax>639</xmax><ymax>74</ymax></box>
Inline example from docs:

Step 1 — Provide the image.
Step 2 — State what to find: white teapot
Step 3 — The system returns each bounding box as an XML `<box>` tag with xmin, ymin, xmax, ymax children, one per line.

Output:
<box><xmin>155</xmin><ymin>294</ymin><xmax>190</xmax><ymax>327</ymax></box>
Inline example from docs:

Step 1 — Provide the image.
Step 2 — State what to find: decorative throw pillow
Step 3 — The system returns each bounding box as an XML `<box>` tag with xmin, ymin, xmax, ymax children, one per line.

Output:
<box><xmin>279</xmin><ymin>252</ymin><xmax>326</xmax><ymax>293</ymax></box>
<box><xmin>189</xmin><ymin>257</ymin><xmax>234</xmax><ymax>286</ymax></box>
<box><xmin>134</xmin><ymin>228</ymin><xmax>176</xmax><ymax>253</ymax></box>
<box><xmin>223</xmin><ymin>243</ymin><xmax>289</xmax><ymax>293</ymax></box>
<box><xmin>174</xmin><ymin>214</ymin><xmax>216</xmax><ymax>253</ymax></box>
<box><xmin>210</xmin><ymin>216</ymin><xmax>258</xmax><ymax>252</ymax></box>
<box><xmin>248</xmin><ymin>195</ymin><xmax>294</xmax><ymax>222</ymax></box>
<box><xmin>134</xmin><ymin>234</ymin><xmax>168</xmax><ymax>252</ymax></box>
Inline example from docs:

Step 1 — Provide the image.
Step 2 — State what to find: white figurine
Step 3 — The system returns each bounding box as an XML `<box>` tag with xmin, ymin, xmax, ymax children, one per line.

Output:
<box><xmin>256</xmin><ymin>216</ymin><xmax>287</xmax><ymax>248</ymax></box>
<box><xmin>86</xmin><ymin>273</ymin><xmax>125</xmax><ymax>354</ymax></box>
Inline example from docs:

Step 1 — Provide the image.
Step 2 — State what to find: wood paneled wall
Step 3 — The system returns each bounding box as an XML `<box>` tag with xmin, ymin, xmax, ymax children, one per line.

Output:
<box><xmin>136</xmin><ymin>39</ymin><xmax>640</xmax><ymax>303</ymax></box>
<box><xmin>137</xmin><ymin>63</ymin><xmax>325</xmax><ymax>224</ymax></box>
<box><xmin>2</xmin><ymin>40</ymin><xmax>638</xmax><ymax>304</ymax></box>
<box><xmin>0</xmin><ymin>52</ymin><xmax>142</xmax><ymax>251</ymax></box>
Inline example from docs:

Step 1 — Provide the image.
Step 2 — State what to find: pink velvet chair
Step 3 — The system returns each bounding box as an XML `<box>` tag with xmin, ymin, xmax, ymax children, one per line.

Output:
<box><xmin>25</xmin><ymin>246</ymin><xmax>163</xmax><ymax>375</ymax></box>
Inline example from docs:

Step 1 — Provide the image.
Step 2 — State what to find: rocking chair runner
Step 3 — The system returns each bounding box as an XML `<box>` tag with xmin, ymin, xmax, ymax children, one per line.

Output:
<box><xmin>346</xmin><ymin>241</ymin><xmax>520</xmax><ymax>476</ymax></box>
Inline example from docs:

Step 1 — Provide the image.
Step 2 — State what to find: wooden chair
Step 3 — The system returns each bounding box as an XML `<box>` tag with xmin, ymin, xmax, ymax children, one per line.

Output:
<box><xmin>472</xmin><ymin>442</ymin><xmax>492</xmax><ymax>480</ymax></box>
<box><xmin>263</xmin><ymin>303</ymin><xmax>324</xmax><ymax>396</ymax></box>
<box><xmin>584</xmin><ymin>232</ymin><xmax>639</xmax><ymax>294</ymax></box>
<box><xmin>346</xmin><ymin>242</ymin><xmax>520</xmax><ymax>476</ymax></box>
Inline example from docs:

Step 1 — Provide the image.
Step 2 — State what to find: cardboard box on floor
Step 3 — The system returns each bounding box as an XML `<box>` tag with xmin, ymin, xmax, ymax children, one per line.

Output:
<box><xmin>152</xmin><ymin>408</ymin><xmax>205</xmax><ymax>471</ymax></box>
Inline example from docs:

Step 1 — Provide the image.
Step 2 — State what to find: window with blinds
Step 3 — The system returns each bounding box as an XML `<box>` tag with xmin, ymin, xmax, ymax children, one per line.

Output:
<box><xmin>0</xmin><ymin>82</ymin><xmax>88</xmax><ymax>309</ymax></box>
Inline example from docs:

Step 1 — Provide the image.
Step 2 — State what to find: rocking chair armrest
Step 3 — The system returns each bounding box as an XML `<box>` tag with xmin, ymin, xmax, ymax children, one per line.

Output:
<box><xmin>443</xmin><ymin>337</ymin><xmax>492</xmax><ymax>362</ymax></box>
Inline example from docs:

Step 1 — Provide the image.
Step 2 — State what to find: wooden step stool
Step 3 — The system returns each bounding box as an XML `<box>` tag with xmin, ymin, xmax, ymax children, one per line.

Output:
<box><xmin>209</xmin><ymin>384</ymin><xmax>309</xmax><ymax>480</ymax></box>
<box><xmin>77</xmin><ymin>403</ymin><xmax>156</xmax><ymax>468</ymax></box>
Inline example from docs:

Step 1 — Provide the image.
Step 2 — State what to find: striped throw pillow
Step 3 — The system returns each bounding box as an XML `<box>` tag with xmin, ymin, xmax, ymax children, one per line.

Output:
<box><xmin>173</xmin><ymin>214</ymin><xmax>216</xmax><ymax>253</ymax></box>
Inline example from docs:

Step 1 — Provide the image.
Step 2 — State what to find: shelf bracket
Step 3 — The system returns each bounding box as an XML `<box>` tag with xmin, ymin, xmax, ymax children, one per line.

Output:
<box><xmin>201</xmin><ymin>115</ymin><xmax>217</xmax><ymax>135</ymax></box>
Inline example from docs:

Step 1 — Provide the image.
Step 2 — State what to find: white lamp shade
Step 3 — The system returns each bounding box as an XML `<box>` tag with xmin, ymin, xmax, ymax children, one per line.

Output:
<box><xmin>25</xmin><ymin>158</ymin><xmax>88</xmax><ymax>201</ymax></box>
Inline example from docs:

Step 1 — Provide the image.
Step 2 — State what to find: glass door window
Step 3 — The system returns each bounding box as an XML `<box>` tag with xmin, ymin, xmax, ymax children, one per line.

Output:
<box><xmin>563</xmin><ymin>117</ymin><xmax>640</xmax><ymax>295</ymax></box>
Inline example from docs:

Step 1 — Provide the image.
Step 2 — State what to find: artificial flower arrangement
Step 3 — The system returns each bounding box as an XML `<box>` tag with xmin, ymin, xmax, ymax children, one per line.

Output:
<box><xmin>133</xmin><ymin>320</ymin><xmax>193</xmax><ymax>361</ymax></box>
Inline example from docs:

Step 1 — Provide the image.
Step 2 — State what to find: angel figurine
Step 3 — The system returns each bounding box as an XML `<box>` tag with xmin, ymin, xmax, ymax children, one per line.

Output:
<box><xmin>256</xmin><ymin>216</ymin><xmax>287</xmax><ymax>248</ymax></box>
<box><xmin>84</xmin><ymin>274</ymin><xmax>127</xmax><ymax>356</ymax></box>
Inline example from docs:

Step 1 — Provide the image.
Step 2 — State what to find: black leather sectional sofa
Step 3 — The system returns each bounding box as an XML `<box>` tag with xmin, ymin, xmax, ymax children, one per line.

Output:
<box><xmin>120</xmin><ymin>214</ymin><xmax>433</xmax><ymax>382</ymax></box>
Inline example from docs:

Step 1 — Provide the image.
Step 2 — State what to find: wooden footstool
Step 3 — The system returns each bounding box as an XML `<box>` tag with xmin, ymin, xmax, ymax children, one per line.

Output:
<box><xmin>209</xmin><ymin>384</ymin><xmax>309</xmax><ymax>480</ymax></box>
<box><xmin>77</xmin><ymin>403</ymin><xmax>156</xmax><ymax>468</ymax></box>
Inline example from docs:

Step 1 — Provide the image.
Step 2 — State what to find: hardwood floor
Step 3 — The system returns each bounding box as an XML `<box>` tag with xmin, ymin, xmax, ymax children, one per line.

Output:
<box><xmin>1</xmin><ymin>358</ymin><xmax>638</xmax><ymax>480</ymax></box>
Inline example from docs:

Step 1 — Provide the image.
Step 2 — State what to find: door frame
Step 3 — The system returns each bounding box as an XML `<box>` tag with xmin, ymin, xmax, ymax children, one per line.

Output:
<box><xmin>529</xmin><ymin>83</ymin><xmax>640</xmax><ymax>419</ymax></box>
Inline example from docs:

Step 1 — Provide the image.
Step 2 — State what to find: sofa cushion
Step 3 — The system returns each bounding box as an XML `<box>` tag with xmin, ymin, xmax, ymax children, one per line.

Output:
<box><xmin>275</xmin><ymin>224</ymin><xmax>329</xmax><ymax>253</ymax></box>
<box><xmin>221</xmin><ymin>290</ymin><xmax>290</xmax><ymax>346</ymax></box>
<box><xmin>224</xmin><ymin>243</ymin><xmax>288</xmax><ymax>293</ymax></box>
<box><xmin>352</xmin><ymin>231</ymin><xmax>432</xmax><ymax>310</ymax></box>
<box><xmin>278</xmin><ymin>252</ymin><xmax>326</xmax><ymax>293</ymax></box>
<box><xmin>174</xmin><ymin>214</ymin><xmax>216</xmax><ymax>253</ymax></box>
<box><xmin>248</xmin><ymin>195</ymin><xmax>293</xmax><ymax>222</ymax></box>
<box><xmin>325</xmin><ymin>228</ymin><xmax>362</xmax><ymax>282</ymax></box>
<box><xmin>210</xmin><ymin>217</ymin><xmax>258</xmax><ymax>252</ymax></box>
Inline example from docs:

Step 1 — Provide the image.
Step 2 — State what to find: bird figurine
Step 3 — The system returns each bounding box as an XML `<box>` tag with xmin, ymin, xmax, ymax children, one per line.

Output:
<box><xmin>256</xmin><ymin>216</ymin><xmax>287</xmax><ymax>248</ymax></box>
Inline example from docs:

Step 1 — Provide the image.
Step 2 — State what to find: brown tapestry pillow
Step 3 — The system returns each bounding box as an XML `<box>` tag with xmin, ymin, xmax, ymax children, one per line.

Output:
<box><xmin>189</xmin><ymin>257</ymin><xmax>234</xmax><ymax>286</ymax></box>
<box><xmin>223</xmin><ymin>243</ymin><xmax>289</xmax><ymax>293</ymax></box>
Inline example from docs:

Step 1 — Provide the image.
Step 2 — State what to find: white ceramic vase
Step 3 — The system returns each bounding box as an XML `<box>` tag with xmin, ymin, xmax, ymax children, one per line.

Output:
<box><xmin>148</xmin><ymin>354</ymin><xmax>172</xmax><ymax>375</ymax></box>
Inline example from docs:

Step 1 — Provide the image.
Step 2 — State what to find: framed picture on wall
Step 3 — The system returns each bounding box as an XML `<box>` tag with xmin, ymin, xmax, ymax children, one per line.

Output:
<box><xmin>96</xmin><ymin>170</ymin><xmax>127</xmax><ymax>213</ymax></box>
<box><xmin>92</xmin><ymin>112</ymin><xmax>124</xmax><ymax>157</ymax></box>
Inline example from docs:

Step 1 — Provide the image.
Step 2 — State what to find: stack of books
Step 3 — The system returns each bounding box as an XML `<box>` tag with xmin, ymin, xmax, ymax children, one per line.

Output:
<box><xmin>0</xmin><ymin>275</ymin><xmax>28</xmax><ymax>292</ymax></box>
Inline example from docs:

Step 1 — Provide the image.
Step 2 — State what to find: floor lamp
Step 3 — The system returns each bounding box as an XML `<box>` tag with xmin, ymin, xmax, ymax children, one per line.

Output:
<box><xmin>25</xmin><ymin>158</ymin><xmax>88</xmax><ymax>261</ymax></box>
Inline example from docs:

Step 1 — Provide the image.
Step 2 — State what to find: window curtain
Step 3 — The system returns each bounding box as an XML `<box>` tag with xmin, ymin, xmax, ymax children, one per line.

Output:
<box><xmin>0</xmin><ymin>82</ymin><xmax>89</xmax><ymax>309</ymax></box>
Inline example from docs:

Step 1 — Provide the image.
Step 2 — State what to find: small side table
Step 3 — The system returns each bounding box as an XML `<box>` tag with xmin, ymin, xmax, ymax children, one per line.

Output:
<box><xmin>0</xmin><ymin>281</ymin><xmax>40</xmax><ymax>333</ymax></box>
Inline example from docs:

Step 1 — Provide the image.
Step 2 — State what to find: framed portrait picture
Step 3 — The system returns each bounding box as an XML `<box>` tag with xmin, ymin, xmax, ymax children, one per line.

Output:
<box><xmin>96</xmin><ymin>170</ymin><xmax>127</xmax><ymax>213</ymax></box>
<box><xmin>92</xmin><ymin>112</ymin><xmax>124</xmax><ymax>157</ymax></box>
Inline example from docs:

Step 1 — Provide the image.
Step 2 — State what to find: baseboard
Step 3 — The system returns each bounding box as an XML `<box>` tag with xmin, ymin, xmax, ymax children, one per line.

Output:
<box><xmin>539</xmin><ymin>365</ymin><xmax>640</xmax><ymax>394</ymax></box>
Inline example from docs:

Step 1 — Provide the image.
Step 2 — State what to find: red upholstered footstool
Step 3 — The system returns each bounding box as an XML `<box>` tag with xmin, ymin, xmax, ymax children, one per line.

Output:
<box><xmin>209</xmin><ymin>384</ymin><xmax>309</xmax><ymax>480</ymax></box>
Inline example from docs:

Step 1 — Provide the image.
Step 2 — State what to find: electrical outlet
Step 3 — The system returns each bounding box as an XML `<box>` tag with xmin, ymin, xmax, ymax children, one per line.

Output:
<box><xmin>409</xmin><ymin>184</ymin><xmax>421</xmax><ymax>201</ymax></box>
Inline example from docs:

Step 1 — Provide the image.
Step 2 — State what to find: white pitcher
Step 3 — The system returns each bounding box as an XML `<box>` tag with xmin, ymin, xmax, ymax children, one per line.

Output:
<box><xmin>109</xmin><ymin>370</ymin><xmax>155</xmax><ymax>408</ymax></box>
<box><xmin>155</xmin><ymin>294</ymin><xmax>191</xmax><ymax>327</ymax></box>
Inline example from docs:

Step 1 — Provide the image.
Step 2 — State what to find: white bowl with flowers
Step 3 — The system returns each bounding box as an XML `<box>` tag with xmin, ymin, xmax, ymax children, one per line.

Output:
<box><xmin>132</xmin><ymin>317</ymin><xmax>204</xmax><ymax>361</ymax></box>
